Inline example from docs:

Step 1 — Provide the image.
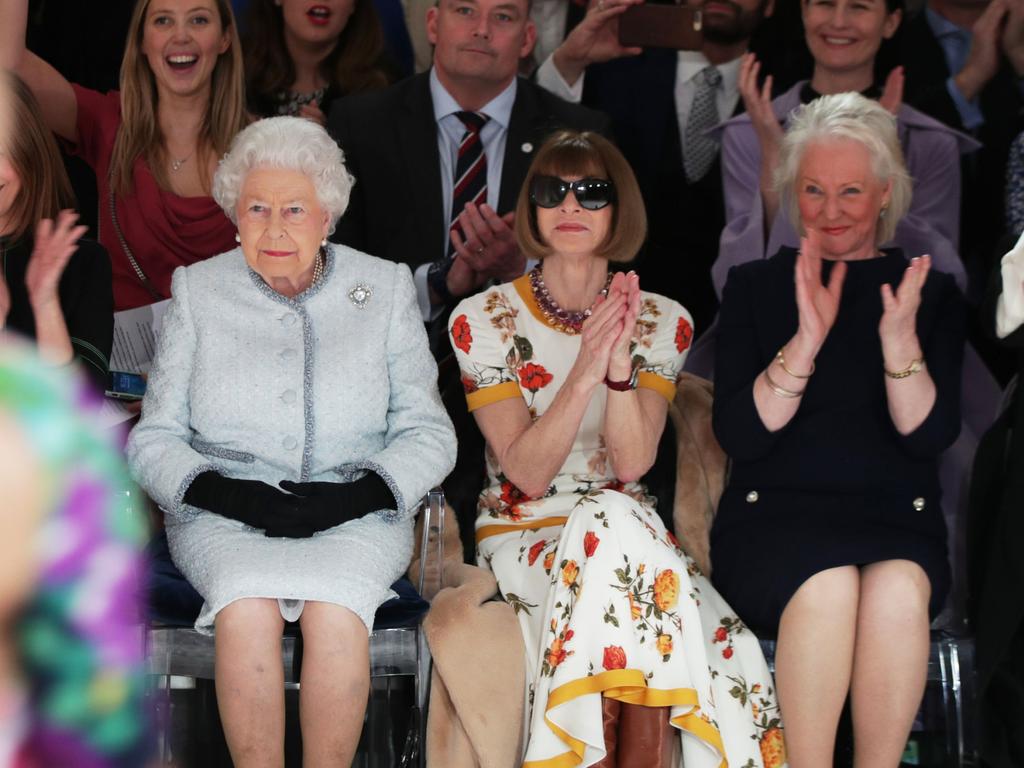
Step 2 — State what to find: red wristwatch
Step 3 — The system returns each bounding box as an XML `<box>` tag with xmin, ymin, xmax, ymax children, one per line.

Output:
<box><xmin>605</xmin><ymin>369</ymin><xmax>637</xmax><ymax>391</ymax></box>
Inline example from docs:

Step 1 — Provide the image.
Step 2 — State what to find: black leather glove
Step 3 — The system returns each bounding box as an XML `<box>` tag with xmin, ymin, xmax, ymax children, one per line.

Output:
<box><xmin>183</xmin><ymin>471</ymin><xmax>317</xmax><ymax>538</ymax></box>
<box><xmin>278</xmin><ymin>471</ymin><xmax>397</xmax><ymax>533</ymax></box>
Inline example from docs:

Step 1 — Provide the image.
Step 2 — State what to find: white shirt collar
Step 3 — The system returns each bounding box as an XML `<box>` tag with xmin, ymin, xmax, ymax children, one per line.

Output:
<box><xmin>676</xmin><ymin>50</ymin><xmax>743</xmax><ymax>97</ymax></box>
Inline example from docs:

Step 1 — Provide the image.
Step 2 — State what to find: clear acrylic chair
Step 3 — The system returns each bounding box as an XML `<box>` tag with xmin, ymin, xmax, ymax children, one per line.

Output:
<box><xmin>145</xmin><ymin>488</ymin><xmax>446</xmax><ymax>766</ymax></box>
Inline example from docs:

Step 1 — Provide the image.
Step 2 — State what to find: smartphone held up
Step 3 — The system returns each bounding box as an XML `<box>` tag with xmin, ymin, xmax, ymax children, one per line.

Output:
<box><xmin>618</xmin><ymin>3</ymin><xmax>704</xmax><ymax>50</ymax></box>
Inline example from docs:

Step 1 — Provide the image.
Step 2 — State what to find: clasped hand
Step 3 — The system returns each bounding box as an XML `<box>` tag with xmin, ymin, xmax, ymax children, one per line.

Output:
<box><xmin>573</xmin><ymin>271</ymin><xmax>641</xmax><ymax>387</ymax></box>
<box><xmin>186</xmin><ymin>471</ymin><xmax>396</xmax><ymax>538</ymax></box>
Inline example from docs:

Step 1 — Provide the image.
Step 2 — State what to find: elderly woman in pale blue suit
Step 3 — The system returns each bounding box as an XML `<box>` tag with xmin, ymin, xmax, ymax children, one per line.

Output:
<box><xmin>127</xmin><ymin>116</ymin><xmax>456</xmax><ymax>768</ymax></box>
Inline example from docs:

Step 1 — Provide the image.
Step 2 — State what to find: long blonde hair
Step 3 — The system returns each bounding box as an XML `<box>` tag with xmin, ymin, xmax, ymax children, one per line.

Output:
<box><xmin>109</xmin><ymin>0</ymin><xmax>247</xmax><ymax>196</ymax></box>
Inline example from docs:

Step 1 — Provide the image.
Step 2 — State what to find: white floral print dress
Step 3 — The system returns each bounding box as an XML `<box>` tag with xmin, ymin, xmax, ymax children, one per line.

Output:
<box><xmin>449</xmin><ymin>276</ymin><xmax>786</xmax><ymax>768</ymax></box>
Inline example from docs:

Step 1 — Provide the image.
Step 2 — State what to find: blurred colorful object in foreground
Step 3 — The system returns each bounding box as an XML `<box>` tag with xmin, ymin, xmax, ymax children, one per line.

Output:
<box><xmin>0</xmin><ymin>341</ymin><xmax>150</xmax><ymax>767</ymax></box>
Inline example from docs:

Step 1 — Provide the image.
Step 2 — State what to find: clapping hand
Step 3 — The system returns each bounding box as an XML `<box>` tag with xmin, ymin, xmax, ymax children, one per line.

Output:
<box><xmin>572</xmin><ymin>274</ymin><xmax>628</xmax><ymax>388</ymax></box>
<box><xmin>879</xmin><ymin>66</ymin><xmax>904</xmax><ymax>115</ymax></box>
<box><xmin>607</xmin><ymin>270</ymin><xmax>641</xmax><ymax>380</ymax></box>
<box><xmin>879</xmin><ymin>254</ymin><xmax>929</xmax><ymax>348</ymax></box>
<box><xmin>25</xmin><ymin>210</ymin><xmax>87</xmax><ymax>310</ymax></box>
<box><xmin>448</xmin><ymin>204</ymin><xmax>524</xmax><ymax>295</ymax></box>
<box><xmin>794</xmin><ymin>233</ymin><xmax>846</xmax><ymax>356</ymax></box>
<box><xmin>738</xmin><ymin>53</ymin><xmax>783</xmax><ymax>169</ymax></box>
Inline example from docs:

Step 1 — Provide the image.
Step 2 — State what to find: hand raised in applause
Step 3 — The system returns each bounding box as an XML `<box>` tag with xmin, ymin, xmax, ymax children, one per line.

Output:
<box><xmin>879</xmin><ymin>254</ymin><xmax>929</xmax><ymax>360</ymax></box>
<box><xmin>570</xmin><ymin>279</ymin><xmax>628</xmax><ymax>388</ymax></box>
<box><xmin>955</xmin><ymin>0</ymin><xmax>1010</xmax><ymax>101</ymax></box>
<box><xmin>739</xmin><ymin>54</ymin><xmax>783</xmax><ymax>221</ymax></box>
<box><xmin>25</xmin><ymin>210</ymin><xmax>87</xmax><ymax>310</ymax></box>
<box><xmin>1004</xmin><ymin>0</ymin><xmax>1024</xmax><ymax>76</ymax></box>
<box><xmin>606</xmin><ymin>271</ymin><xmax>641</xmax><ymax>381</ymax></box>
<box><xmin>879</xmin><ymin>65</ymin><xmax>904</xmax><ymax>115</ymax></box>
<box><xmin>794</xmin><ymin>232</ymin><xmax>846</xmax><ymax>357</ymax></box>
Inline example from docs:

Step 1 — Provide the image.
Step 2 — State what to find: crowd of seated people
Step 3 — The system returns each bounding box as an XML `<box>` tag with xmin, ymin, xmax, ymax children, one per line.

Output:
<box><xmin>2</xmin><ymin>0</ymin><xmax>1024</xmax><ymax>765</ymax></box>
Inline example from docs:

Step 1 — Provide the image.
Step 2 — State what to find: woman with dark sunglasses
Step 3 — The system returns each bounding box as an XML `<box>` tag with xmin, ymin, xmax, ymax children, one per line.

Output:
<box><xmin>447</xmin><ymin>130</ymin><xmax>783</xmax><ymax>768</ymax></box>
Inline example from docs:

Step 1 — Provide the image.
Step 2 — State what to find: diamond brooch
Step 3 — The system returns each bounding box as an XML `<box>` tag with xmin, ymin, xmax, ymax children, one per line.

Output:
<box><xmin>348</xmin><ymin>283</ymin><xmax>372</xmax><ymax>308</ymax></box>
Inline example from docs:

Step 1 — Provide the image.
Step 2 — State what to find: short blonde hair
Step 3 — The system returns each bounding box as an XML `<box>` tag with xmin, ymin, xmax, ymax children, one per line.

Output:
<box><xmin>515</xmin><ymin>131</ymin><xmax>646</xmax><ymax>263</ymax></box>
<box><xmin>212</xmin><ymin>116</ymin><xmax>355</xmax><ymax>234</ymax></box>
<box><xmin>775</xmin><ymin>92</ymin><xmax>911</xmax><ymax>244</ymax></box>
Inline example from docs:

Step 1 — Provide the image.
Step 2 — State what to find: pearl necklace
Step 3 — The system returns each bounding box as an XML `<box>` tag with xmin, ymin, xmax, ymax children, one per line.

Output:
<box><xmin>529</xmin><ymin>264</ymin><xmax>613</xmax><ymax>335</ymax></box>
<box><xmin>311</xmin><ymin>248</ymin><xmax>325</xmax><ymax>286</ymax></box>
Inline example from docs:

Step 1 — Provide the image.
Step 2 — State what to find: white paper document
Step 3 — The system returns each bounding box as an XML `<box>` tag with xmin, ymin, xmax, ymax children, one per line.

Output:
<box><xmin>110</xmin><ymin>300</ymin><xmax>170</xmax><ymax>374</ymax></box>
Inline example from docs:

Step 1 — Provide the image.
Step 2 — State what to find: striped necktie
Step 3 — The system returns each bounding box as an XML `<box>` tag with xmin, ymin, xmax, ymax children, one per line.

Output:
<box><xmin>427</xmin><ymin>111</ymin><xmax>490</xmax><ymax>303</ymax></box>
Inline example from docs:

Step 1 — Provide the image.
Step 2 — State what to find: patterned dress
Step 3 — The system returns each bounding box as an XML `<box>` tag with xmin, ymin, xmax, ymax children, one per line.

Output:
<box><xmin>0</xmin><ymin>342</ymin><xmax>150</xmax><ymax>767</ymax></box>
<box><xmin>449</xmin><ymin>276</ymin><xmax>786</xmax><ymax>768</ymax></box>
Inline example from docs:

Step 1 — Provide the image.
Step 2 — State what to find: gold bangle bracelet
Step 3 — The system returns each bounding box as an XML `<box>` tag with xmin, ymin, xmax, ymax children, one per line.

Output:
<box><xmin>884</xmin><ymin>357</ymin><xmax>924</xmax><ymax>379</ymax></box>
<box><xmin>764</xmin><ymin>367</ymin><xmax>804</xmax><ymax>398</ymax></box>
<box><xmin>775</xmin><ymin>347</ymin><xmax>814</xmax><ymax>379</ymax></box>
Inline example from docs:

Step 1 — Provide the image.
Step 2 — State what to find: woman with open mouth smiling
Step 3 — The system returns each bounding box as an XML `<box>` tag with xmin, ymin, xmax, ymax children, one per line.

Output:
<box><xmin>244</xmin><ymin>0</ymin><xmax>396</xmax><ymax>124</ymax></box>
<box><xmin>0</xmin><ymin>0</ymin><xmax>247</xmax><ymax>311</ymax></box>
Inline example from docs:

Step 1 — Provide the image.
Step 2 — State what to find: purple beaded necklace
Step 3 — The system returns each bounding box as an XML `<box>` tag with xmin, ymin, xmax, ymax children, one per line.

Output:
<box><xmin>528</xmin><ymin>264</ymin><xmax>614</xmax><ymax>335</ymax></box>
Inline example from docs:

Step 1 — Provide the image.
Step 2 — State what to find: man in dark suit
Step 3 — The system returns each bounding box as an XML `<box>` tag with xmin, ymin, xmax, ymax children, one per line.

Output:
<box><xmin>901</xmin><ymin>0</ymin><xmax>1024</xmax><ymax>301</ymax></box>
<box><xmin>328</xmin><ymin>0</ymin><xmax>608</xmax><ymax>323</ymax></box>
<box><xmin>536</xmin><ymin>0</ymin><xmax>772</xmax><ymax>335</ymax></box>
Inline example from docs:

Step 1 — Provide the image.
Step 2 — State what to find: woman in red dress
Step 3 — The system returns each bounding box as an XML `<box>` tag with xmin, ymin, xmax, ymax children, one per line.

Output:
<box><xmin>1</xmin><ymin>0</ymin><xmax>248</xmax><ymax>310</ymax></box>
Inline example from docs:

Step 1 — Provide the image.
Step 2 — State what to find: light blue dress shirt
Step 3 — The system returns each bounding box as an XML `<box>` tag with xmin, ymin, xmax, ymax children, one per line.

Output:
<box><xmin>413</xmin><ymin>70</ymin><xmax>518</xmax><ymax>319</ymax></box>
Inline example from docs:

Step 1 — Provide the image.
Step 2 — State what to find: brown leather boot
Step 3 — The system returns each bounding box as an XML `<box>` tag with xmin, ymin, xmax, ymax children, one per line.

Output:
<box><xmin>590</xmin><ymin>696</ymin><xmax>622</xmax><ymax>768</ymax></box>
<box><xmin>617</xmin><ymin>703</ymin><xmax>678</xmax><ymax>768</ymax></box>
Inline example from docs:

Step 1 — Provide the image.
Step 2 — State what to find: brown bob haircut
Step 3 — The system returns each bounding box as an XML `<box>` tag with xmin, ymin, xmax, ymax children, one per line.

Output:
<box><xmin>515</xmin><ymin>131</ymin><xmax>646</xmax><ymax>263</ymax></box>
<box><xmin>1</xmin><ymin>71</ymin><xmax>75</xmax><ymax>241</ymax></box>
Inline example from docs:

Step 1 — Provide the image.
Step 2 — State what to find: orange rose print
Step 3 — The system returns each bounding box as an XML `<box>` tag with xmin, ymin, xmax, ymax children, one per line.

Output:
<box><xmin>653</xmin><ymin>570</ymin><xmax>680</xmax><ymax>611</ymax></box>
<box><xmin>528</xmin><ymin>540</ymin><xmax>546</xmax><ymax>566</ymax></box>
<box><xmin>543</xmin><ymin>551</ymin><xmax>555</xmax><ymax>572</ymax></box>
<box><xmin>561</xmin><ymin>560</ymin><xmax>580</xmax><ymax>588</ymax></box>
<box><xmin>656</xmin><ymin>634</ymin><xmax>673</xmax><ymax>657</ymax></box>
<box><xmin>518</xmin><ymin>362</ymin><xmax>553</xmax><ymax>392</ymax></box>
<box><xmin>583</xmin><ymin>531</ymin><xmax>600</xmax><ymax>557</ymax></box>
<box><xmin>629</xmin><ymin>592</ymin><xmax>641</xmax><ymax>621</ymax></box>
<box><xmin>547</xmin><ymin>629</ymin><xmax>574</xmax><ymax>669</ymax></box>
<box><xmin>602</xmin><ymin>645</ymin><xmax>627</xmax><ymax>670</ymax></box>
<box><xmin>451</xmin><ymin>314</ymin><xmax>473</xmax><ymax>354</ymax></box>
<box><xmin>675</xmin><ymin>316</ymin><xmax>693</xmax><ymax>352</ymax></box>
<box><xmin>760</xmin><ymin>727</ymin><xmax>786</xmax><ymax>768</ymax></box>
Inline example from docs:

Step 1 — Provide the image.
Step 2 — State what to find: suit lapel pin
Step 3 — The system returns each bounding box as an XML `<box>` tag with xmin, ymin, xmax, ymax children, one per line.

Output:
<box><xmin>521</xmin><ymin>142</ymin><xmax>533</xmax><ymax>153</ymax></box>
<box><xmin>348</xmin><ymin>283</ymin><xmax>372</xmax><ymax>308</ymax></box>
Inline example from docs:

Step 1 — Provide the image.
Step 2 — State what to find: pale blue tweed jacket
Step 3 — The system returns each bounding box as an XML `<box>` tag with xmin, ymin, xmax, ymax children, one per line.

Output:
<box><xmin>127</xmin><ymin>244</ymin><xmax>456</xmax><ymax>632</ymax></box>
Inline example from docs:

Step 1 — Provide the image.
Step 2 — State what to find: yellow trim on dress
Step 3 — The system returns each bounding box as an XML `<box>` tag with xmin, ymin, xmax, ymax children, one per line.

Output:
<box><xmin>513</xmin><ymin>273</ymin><xmax>554</xmax><ymax>329</ymax></box>
<box><xmin>522</xmin><ymin>668</ymin><xmax>727</xmax><ymax>768</ymax></box>
<box><xmin>637</xmin><ymin>371</ymin><xmax>677</xmax><ymax>402</ymax></box>
<box><xmin>476</xmin><ymin>516</ymin><xmax>569</xmax><ymax>543</ymax></box>
<box><xmin>466</xmin><ymin>381</ymin><xmax>523</xmax><ymax>411</ymax></box>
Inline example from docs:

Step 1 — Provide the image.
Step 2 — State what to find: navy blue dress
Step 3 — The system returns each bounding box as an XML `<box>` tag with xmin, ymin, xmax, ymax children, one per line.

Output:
<box><xmin>709</xmin><ymin>247</ymin><xmax>965</xmax><ymax>634</ymax></box>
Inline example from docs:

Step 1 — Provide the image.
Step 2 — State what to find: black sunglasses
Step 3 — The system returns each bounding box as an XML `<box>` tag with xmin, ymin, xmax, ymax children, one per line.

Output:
<box><xmin>529</xmin><ymin>175</ymin><xmax>617</xmax><ymax>210</ymax></box>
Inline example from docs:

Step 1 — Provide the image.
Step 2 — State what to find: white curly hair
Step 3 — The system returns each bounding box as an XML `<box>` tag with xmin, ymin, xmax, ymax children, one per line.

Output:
<box><xmin>212</xmin><ymin>116</ymin><xmax>355</xmax><ymax>235</ymax></box>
